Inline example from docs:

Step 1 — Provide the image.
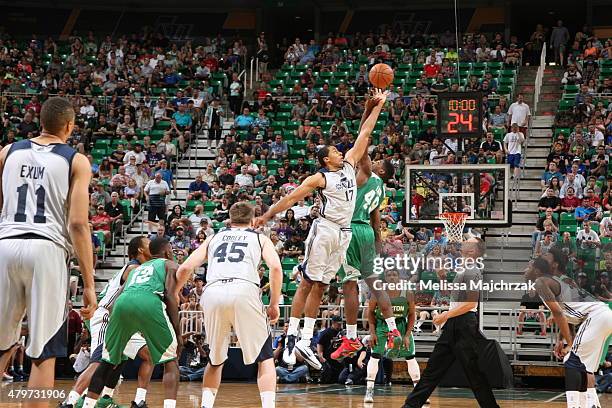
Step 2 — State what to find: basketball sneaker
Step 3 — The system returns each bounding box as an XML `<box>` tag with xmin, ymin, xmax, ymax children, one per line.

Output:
<box><xmin>330</xmin><ymin>336</ymin><xmax>363</xmax><ymax>360</ymax></box>
<box><xmin>386</xmin><ymin>329</ymin><xmax>402</xmax><ymax>350</ymax></box>
<box><xmin>364</xmin><ymin>387</ymin><xmax>374</xmax><ymax>403</ymax></box>
<box><xmin>282</xmin><ymin>334</ymin><xmax>297</xmax><ymax>366</ymax></box>
<box><xmin>295</xmin><ymin>339</ymin><xmax>322</xmax><ymax>370</ymax></box>
<box><xmin>97</xmin><ymin>396</ymin><xmax>127</xmax><ymax>408</ymax></box>
<box><xmin>130</xmin><ymin>401</ymin><xmax>148</xmax><ymax>408</ymax></box>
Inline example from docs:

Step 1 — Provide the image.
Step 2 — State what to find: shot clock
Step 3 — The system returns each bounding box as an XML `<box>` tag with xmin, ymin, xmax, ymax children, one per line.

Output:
<box><xmin>437</xmin><ymin>92</ymin><xmax>483</xmax><ymax>138</ymax></box>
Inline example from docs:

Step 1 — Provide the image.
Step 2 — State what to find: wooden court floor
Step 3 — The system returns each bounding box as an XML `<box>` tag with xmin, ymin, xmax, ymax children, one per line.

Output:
<box><xmin>1</xmin><ymin>380</ymin><xmax>611</xmax><ymax>407</ymax></box>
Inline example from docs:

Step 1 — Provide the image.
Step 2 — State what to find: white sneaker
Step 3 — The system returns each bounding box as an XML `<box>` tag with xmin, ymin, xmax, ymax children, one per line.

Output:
<box><xmin>295</xmin><ymin>339</ymin><xmax>322</xmax><ymax>370</ymax></box>
<box><xmin>364</xmin><ymin>387</ymin><xmax>374</xmax><ymax>403</ymax></box>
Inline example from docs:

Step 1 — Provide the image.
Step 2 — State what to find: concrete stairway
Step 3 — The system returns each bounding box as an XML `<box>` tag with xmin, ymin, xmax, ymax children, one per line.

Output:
<box><xmin>483</xmin><ymin>66</ymin><xmax>563</xmax><ymax>304</ymax></box>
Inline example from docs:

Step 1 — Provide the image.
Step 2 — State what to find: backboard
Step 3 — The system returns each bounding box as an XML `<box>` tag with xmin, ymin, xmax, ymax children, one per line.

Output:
<box><xmin>404</xmin><ymin>164</ymin><xmax>511</xmax><ymax>227</ymax></box>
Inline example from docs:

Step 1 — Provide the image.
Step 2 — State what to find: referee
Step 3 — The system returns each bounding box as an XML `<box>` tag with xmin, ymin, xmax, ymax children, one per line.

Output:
<box><xmin>402</xmin><ymin>237</ymin><xmax>500</xmax><ymax>408</ymax></box>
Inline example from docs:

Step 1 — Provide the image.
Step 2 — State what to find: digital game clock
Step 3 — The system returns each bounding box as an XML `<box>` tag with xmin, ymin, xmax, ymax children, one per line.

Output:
<box><xmin>437</xmin><ymin>92</ymin><xmax>483</xmax><ymax>138</ymax></box>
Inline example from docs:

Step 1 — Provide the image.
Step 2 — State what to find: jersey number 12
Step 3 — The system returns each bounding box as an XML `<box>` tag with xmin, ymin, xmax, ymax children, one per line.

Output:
<box><xmin>14</xmin><ymin>184</ymin><xmax>46</xmax><ymax>223</ymax></box>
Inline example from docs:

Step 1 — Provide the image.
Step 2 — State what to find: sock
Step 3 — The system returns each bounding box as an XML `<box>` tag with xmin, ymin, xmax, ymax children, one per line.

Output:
<box><xmin>260</xmin><ymin>391</ymin><xmax>275</xmax><ymax>408</ymax></box>
<box><xmin>346</xmin><ymin>324</ymin><xmax>358</xmax><ymax>340</ymax></box>
<box><xmin>83</xmin><ymin>397</ymin><xmax>97</xmax><ymax>408</ymax></box>
<box><xmin>566</xmin><ymin>391</ymin><xmax>580</xmax><ymax>408</ymax></box>
<box><xmin>406</xmin><ymin>359</ymin><xmax>421</xmax><ymax>383</ymax></box>
<box><xmin>18</xmin><ymin>365</ymin><xmax>23</xmax><ymax>371</ymax></box>
<box><xmin>288</xmin><ymin>317</ymin><xmax>300</xmax><ymax>337</ymax></box>
<box><xmin>163</xmin><ymin>400</ymin><xmax>176</xmax><ymax>408</ymax></box>
<box><xmin>101</xmin><ymin>387</ymin><xmax>114</xmax><ymax>398</ymax></box>
<box><xmin>579</xmin><ymin>392</ymin><xmax>586</xmax><ymax>408</ymax></box>
<box><xmin>201</xmin><ymin>388</ymin><xmax>217</xmax><ymax>408</ymax></box>
<box><xmin>66</xmin><ymin>391</ymin><xmax>81</xmax><ymax>405</ymax></box>
<box><xmin>586</xmin><ymin>388</ymin><xmax>600</xmax><ymax>408</ymax></box>
<box><xmin>366</xmin><ymin>356</ymin><xmax>380</xmax><ymax>389</ymax></box>
<box><xmin>82</xmin><ymin>388</ymin><xmax>88</xmax><ymax>396</ymax></box>
<box><xmin>302</xmin><ymin>317</ymin><xmax>316</xmax><ymax>341</ymax></box>
<box><xmin>135</xmin><ymin>388</ymin><xmax>147</xmax><ymax>404</ymax></box>
<box><xmin>385</xmin><ymin>317</ymin><xmax>397</xmax><ymax>332</ymax></box>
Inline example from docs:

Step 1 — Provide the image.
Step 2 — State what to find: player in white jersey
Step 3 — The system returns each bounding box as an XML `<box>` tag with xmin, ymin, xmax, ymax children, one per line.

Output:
<box><xmin>59</xmin><ymin>236</ymin><xmax>155</xmax><ymax>408</ymax></box>
<box><xmin>253</xmin><ymin>89</ymin><xmax>388</xmax><ymax>369</ymax></box>
<box><xmin>178</xmin><ymin>202</ymin><xmax>282</xmax><ymax>408</ymax></box>
<box><xmin>526</xmin><ymin>253</ymin><xmax>612</xmax><ymax>408</ymax></box>
<box><xmin>0</xmin><ymin>97</ymin><xmax>97</xmax><ymax>392</ymax></box>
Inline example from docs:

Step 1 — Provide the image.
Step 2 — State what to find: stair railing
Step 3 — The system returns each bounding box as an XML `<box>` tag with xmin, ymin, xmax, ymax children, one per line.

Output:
<box><xmin>533</xmin><ymin>42</ymin><xmax>547</xmax><ymax>114</ymax></box>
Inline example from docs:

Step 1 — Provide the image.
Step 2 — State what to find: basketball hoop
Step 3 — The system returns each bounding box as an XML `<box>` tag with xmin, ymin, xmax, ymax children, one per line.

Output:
<box><xmin>439</xmin><ymin>212</ymin><xmax>468</xmax><ymax>243</ymax></box>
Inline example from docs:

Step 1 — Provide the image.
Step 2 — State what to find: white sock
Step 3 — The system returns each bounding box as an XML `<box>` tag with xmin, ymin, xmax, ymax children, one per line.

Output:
<box><xmin>385</xmin><ymin>317</ymin><xmax>397</xmax><ymax>332</ymax></box>
<box><xmin>302</xmin><ymin>317</ymin><xmax>316</xmax><ymax>341</ymax></box>
<box><xmin>163</xmin><ymin>399</ymin><xmax>176</xmax><ymax>408</ymax></box>
<box><xmin>566</xmin><ymin>391</ymin><xmax>580</xmax><ymax>408</ymax></box>
<box><xmin>366</xmin><ymin>356</ymin><xmax>380</xmax><ymax>389</ymax></box>
<box><xmin>135</xmin><ymin>388</ymin><xmax>147</xmax><ymax>404</ymax></box>
<box><xmin>288</xmin><ymin>317</ymin><xmax>300</xmax><ymax>337</ymax></box>
<box><xmin>260</xmin><ymin>391</ymin><xmax>275</xmax><ymax>408</ymax></box>
<box><xmin>346</xmin><ymin>324</ymin><xmax>358</xmax><ymax>340</ymax></box>
<box><xmin>201</xmin><ymin>388</ymin><xmax>217</xmax><ymax>408</ymax></box>
<box><xmin>579</xmin><ymin>392</ymin><xmax>586</xmax><ymax>408</ymax></box>
<box><xmin>83</xmin><ymin>397</ymin><xmax>97</xmax><ymax>408</ymax></box>
<box><xmin>406</xmin><ymin>358</ymin><xmax>421</xmax><ymax>383</ymax></box>
<box><xmin>102</xmin><ymin>387</ymin><xmax>114</xmax><ymax>398</ymax></box>
<box><xmin>586</xmin><ymin>388</ymin><xmax>600</xmax><ymax>408</ymax></box>
<box><xmin>66</xmin><ymin>390</ymin><xmax>81</xmax><ymax>405</ymax></box>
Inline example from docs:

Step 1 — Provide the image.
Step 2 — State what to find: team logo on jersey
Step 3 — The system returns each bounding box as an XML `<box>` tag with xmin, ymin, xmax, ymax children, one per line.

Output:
<box><xmin>335</xmin><ymin>175</ymin><xmax>355</xmax><ymax>191</ymax></box>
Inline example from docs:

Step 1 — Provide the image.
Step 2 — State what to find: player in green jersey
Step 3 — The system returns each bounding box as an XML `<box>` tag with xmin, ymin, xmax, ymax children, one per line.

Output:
<box><xmin>82</xmin><ymin>238</ymin><xmax>183</xmax><ymax>408</ymax></box>
<box><xmin>331</xmin><ymin>151</ymin><xmax>400</xmax><ymax>360</ymax></box>
<box><xmin>364</xmin><ymin>269</ymin><xmax>422</xmax><ymax>404</ymax></box>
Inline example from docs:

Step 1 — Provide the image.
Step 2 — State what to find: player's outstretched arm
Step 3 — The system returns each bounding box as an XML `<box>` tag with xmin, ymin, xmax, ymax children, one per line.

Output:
<box><xmin>345</xmin><ymin>89</ymin><xmax>387</xmax><ymax>167</ymax></box>
<box><xmin>254</xmin><ymin>173</ymin><xmax>325</xmax><ymax>227</ymax></box>
<box><xmin>0</xmin><ymin>145</ymin><xmax>10</xmax><ymax>210</ymax></box>
<box><xmin>69</xmin><ymin>153</ymin><xmax>97</xmax><ymax>319</ymax></box>
<box><xmin>356</xmin><ymin>152</ymin><xmax>373</xmax><ymax>187</ymax></box>
<box><xmin>176</xmin><ymin>235</ymin><xmax>213</xmax><ymax>288</ymax></box>
<box><xmin>261</xmin><ymin>235</ymin><xmax>282</xmax><ymax>324</ymax></box>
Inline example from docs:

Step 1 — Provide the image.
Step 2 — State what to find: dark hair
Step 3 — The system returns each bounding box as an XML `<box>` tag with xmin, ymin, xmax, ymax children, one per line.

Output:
<box><xmin>380</xmin><ymin>159</ymin><xmax>395</xmax><ymax>182</ymax></box>
<box><xmin>317</xmin><ymin>145</ymin><xmax>331</xmax><ymax>167</ymax></box>
<box><xmin>548</xmin><ymin>247</ymin><xmax>567</xmax><ymax>273</ymax></box>
<box><xmin>149</xmin><ymin>237</ymin><xmax>170</xmax><ymax>256</ymax></box>
<box><xmin>128</xmin><ymin>236</ymin><xmax>148</xmax><ymax>260</ymax></box>
<box><xmin>40</xmin><ymin>97</ymin><xmax>75</xmax><ymax>134</ymax></box>
<box><xmin>533</xmin><ymin>257</ymin><xmax>551</xmax><ymax>276</ymax></box>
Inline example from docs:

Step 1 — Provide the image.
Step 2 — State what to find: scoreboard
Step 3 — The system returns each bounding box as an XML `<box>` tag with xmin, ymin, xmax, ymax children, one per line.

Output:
<box><xmin>437</xmin><ymin>92</ymin><xmax>483</xmax><ymax>138</ymax></box>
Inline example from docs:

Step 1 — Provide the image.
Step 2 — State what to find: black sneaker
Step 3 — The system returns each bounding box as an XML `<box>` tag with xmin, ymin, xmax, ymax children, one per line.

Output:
<box><xmin>57</xmin><ymin>403</ymin><xmax>73</xmax><ymax>408</ymax></box>
<box><xmin>130</xmin><ymin>402</ymin><xmax>148</xmax><ymax>408</ymax></box>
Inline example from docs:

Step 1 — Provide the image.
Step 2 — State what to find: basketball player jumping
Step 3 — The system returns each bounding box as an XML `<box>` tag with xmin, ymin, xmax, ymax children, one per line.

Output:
<box><xmin>178</xmin><ymin>202</ymin><xmax>282</xmax><ymax>408</ymax></box>
<box><xmin>59</xmin><ymin>236</ymin><xmax>155</xmax><ymax>408</ymax></box>
<box><xmin>332</xmin><ymin>150</ymin><xmax>400</xmax><ymax>360</ymax></box>
<box><xmin>82</xmin><ymin>238</ymin><xmax>182</xmax><ymax>408</ymax></box>
<box><xmin>0</xmin><ymin>97</ymin><xmax>97</xmax><ymax>402</ymax></box>
<box><xmin>253</xmin><ymin>89</ymin><xmax>388</xmax><ymax>369</ymax></box>
<box><xmin>527</xmin><ymin>255</ymin><xmax>612</xmax><ymax>408</ymax></box>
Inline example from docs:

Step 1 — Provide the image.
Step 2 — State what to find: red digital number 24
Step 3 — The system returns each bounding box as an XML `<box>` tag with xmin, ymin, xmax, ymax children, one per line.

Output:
<box><xmin>447</xmin><ymin>113</ymin><xmax>473</xmax><ymax>133</ymax></box>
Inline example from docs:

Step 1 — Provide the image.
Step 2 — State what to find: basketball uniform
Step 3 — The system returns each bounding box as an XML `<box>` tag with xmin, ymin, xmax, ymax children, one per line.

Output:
<box><xmin>89</xmin><ymin>260</ymin><xmax>146</xmax><ymax>363</ymax></box>
<box><xmin>0</xmin><ymin>140</ymin><xmax>76</xmax><ymax>359</ymax></box>
<box><xmin>549</xmin><ymin>276</ymin><xmax>612</xmax><ymax>372</ymax></box>
<box><xmin>302</xmin><ymin>161</ymin><xmax>356</xmax><ymax>284</ymax></box>
<box><xmin>372</xmin><ymin>291</ymin><xmax>415</xmax><ymax>358</ymax></box>
<box><xmin>337</xmin><ymin>173</ymin><xmax>385</xmax><ymax>283</ymax></box>
<box><xmin>202</xmin><ymin>227</ymin><xmax>273</xmax><ymax>366</ymax></box>
<box><xmin>102</xmin><ymin>259</ymin><xmax>178</xmax><ymax>365</ymax></box>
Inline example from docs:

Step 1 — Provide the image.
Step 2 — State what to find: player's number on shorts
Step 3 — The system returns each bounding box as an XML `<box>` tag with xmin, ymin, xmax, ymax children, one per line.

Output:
<box><xmin>213</xmin><ymin>242</ymin><xmax>248</xmax><ymax>263</ymax></box>
<box><xmin>128</xmin><ymin>265</ymin><xmax>155</xmax><ymax>286</ymax></box>
<box><xmin>14</xmin><ymin>184</ymin><xmax>46</xmax><ymax>223</ymax></box>
<box><xmin>363</xmin><ymin>187</ymin><xmax>382</xmax><ymax>213</ymax></box>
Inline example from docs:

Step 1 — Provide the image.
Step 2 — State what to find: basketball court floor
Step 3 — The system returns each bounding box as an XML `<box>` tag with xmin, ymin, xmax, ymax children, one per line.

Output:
<box><xmin>2</xmin><ymin>381</ymin><xmax>611</xmax><ymax>407</ymax></box>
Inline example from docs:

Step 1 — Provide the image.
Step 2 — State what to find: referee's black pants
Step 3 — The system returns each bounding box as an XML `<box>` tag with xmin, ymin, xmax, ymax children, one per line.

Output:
<box><xmin>403</xmin><ymin>312</ymin><xmax>500</xmax><ymax>408</ymax></box>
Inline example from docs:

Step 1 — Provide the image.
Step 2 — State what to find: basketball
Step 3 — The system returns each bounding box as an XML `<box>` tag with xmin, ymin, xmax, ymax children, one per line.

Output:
<box><xmin>368</xmin><ymin>63</ymin><xmax>394</xmax><ymax>89</ymax></box>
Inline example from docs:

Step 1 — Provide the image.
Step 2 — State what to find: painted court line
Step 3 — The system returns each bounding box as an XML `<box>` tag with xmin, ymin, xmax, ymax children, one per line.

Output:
<box><xmin>545</xmin><ymin>392</ymin><xmax>565</xmax><ymax>403</ymax></box>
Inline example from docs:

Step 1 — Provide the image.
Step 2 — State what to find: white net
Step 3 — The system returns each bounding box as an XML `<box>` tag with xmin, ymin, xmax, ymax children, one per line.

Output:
<box><xmin>439</xmin><ymin>212</ymin><xmax>468</xmax><ymax>243</ymax></box>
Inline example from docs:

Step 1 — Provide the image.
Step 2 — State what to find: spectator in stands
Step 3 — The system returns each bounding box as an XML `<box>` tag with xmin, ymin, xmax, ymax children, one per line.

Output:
<box><xmin>517</xmin><ymin>290</ymin><xmax>546</xmax><ymax>336</ymax></box>
<box><xmin>554</xmin><ymin>231</ymin><xmax>578</xmax><ymax>262</ymax></box>
<box><xmin>317</xmin><ymin>316</ymin><xmax>343</xmax><ymax>384</ymax></box>
<box><xmin>144</xmin><ymin>172</ymin><xmax>170</xmax><ymax>233</ymax></box>
<box><xmin>538</xmin><ymin>189</ymin><xmax>562</xmax><ymax>213</ymax></box>
<box><xmin>535</xmin><ymin>231</ymin><xmax>556</xmax><ymax>257</ymax></box>
<box><xmin>560</xmin><ymin>186</ymin><xmax>582</xmax><ymax>213</ymax></box>
<box><xmin>576</xmin><ymin>221</ymin><xmax>601</xmax><ymax>250</ymax></box>
<box><xmin>187</xmin><ymin>174</ymin><xmax>210</xmax><ymax>202</ymax></box>
<box><xmin>488</xmin><ymin>106</ymin><xmax>508</xmax><ymax>130</ymax></box>
<box><xmin>550</xmin><ymin>20</ymin><xmax>570</xmax><ymax>66</ymax></box>
<box><xmin>575</xmin><ymin>188</ymin><xmax>602</xmax><ymax>222</ymax></box>
<box><xmin>540</xmin><ymin>162</ymin><xmax>563</xmax><ymax>191</ymax></box>
<box><xmin>503</xmin><ymin>123</ymin><xmax>525</xmax><ymax>178</ymax></box>
<box><xmin>507</xmin><ymin>94</ymin><xmax>531</xmax><ymax>136</ymax></box>
<box><xmin>274</xmin><ymin>323</ymin><xmax>310</xmax><ymax>384</ymax></box>
<box><xmin>561</xmin><ymin>64</ymin><xmax>582</xmax><ymax>85</ymax></box>
<box><xmin>91</xmin><ymin>205</ymin><xmax>112</xmax><ymax>244</ymax></box>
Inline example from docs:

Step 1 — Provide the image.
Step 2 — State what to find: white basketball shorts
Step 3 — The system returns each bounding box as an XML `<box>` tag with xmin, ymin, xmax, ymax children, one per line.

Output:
<box><xmin>566</xmin><ymin>306</ymin><xmax>612</xmax><ymax>372</ymax></box>
<box><xmin>302</xmin><ymin>217</ymin><xmax>352</xmax><ymax>285</ymax></box>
